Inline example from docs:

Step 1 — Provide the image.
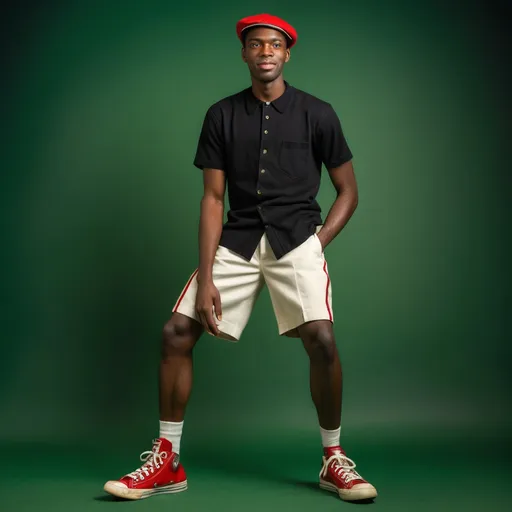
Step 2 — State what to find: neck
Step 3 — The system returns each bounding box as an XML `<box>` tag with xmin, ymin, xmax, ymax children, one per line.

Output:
<box><xmin>251</xmin><ymin>76</ymin><xmax>286</xmax><ymax>102</ymax></box>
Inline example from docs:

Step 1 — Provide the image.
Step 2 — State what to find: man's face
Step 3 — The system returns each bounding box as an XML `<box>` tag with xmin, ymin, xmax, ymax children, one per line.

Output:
<box><xmin>242</xmin><ymin>27</ymin><xmax>290</xmax><ymax>83</ymax></box>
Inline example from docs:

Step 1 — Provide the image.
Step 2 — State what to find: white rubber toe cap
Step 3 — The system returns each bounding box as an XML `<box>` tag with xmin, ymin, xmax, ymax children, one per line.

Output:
<box><xmin>104</xmin><ymin>481</ymin><xmax>128</xmax><ymax>493</ymax></box>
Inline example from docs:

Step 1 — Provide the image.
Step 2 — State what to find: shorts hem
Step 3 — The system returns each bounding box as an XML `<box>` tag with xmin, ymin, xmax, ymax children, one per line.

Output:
<box><xmin>210</xmin><ymin>317</ymin><xmax>243</xmax><ymax>342</ymax></box>
<box><xmin>174</xmin><ymin>307</ymin><xmax>242</xmax><ymax>342</ymax></box>
<box><xmin>278</xmin><ymin>313</ymin><xmax>334</xmax><ymax>337</ymax></box>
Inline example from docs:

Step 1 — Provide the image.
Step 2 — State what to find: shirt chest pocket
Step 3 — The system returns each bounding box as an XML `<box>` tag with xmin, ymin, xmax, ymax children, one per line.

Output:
<box><xmin>279</xmin><ymin>141</ymin><xmax>310</xmax><ymax>180</ymax></box>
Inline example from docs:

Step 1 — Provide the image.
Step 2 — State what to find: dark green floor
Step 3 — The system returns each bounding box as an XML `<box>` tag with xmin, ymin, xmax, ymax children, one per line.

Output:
<box><xmin>2</xmin><ymin>430</ymin><xmax>510</xmax><ymax>511</ymax></box>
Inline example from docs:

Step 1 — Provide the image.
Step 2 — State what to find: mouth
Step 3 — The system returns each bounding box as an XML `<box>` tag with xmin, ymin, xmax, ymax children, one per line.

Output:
<box><xmin>257</xmin><ymin>62</ymin><xmax>276</xmax><ymax>70</ymax></box>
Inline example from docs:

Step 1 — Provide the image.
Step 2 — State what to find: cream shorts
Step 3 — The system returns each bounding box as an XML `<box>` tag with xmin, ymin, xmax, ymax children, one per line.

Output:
<box><xmin>172</xmin><ymin>230</ymin><xmax>333</xmax><ymax>341</ymax></box>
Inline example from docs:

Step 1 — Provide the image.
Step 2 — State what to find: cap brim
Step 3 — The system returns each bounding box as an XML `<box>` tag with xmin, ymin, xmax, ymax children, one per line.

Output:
<box><xmin>241</xmin><ymin>23</ymin><xmax>292</xmax><ymax>41</ymax></box>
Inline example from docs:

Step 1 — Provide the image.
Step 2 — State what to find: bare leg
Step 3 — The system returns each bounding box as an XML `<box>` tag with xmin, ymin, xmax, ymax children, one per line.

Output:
<box><xmin>298</xmin><ymin>320</ymin><xmax>342</xmax><ymax>430</ymax></box>
<box><xmin>159</xmin><ymin>312</ymin><xmax>204</xmax><ymax>421</ymax></box>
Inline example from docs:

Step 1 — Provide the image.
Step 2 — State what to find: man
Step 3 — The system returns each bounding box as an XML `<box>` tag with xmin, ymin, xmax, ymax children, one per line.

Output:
<box><xmin>104</xmin><ymin>13</ymin><xmax>377</xmax><ymax>502</ymax></box>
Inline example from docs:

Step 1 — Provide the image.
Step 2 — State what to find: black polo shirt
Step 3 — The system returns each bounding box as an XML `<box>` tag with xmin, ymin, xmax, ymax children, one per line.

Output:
<box><xmin>193</xmin><ymin>83</ymin><xmax>353</xmax><ymax>260</ymax></box>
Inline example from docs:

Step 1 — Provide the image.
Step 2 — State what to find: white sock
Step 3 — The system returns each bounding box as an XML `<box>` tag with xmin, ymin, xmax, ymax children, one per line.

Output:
<box><xmin>320</xmin><ymin>426</ymin><xmax>341</xmax><ymax>448</ymax></box>
<box><xmin>159</xmin><ymin>420</ymin><xmax>184</xmax><ymax>454</ymax></box>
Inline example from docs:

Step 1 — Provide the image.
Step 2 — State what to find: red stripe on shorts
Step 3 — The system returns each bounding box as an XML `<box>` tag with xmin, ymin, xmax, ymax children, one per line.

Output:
<box><xmin>323</xmin><ymin>260</ymin><xmax>332</xmax><ymax>322</ymax></box>
<box><xmin>173</xmin><ymin>268</ymin><xmax>199</xmax><ymax>312</ymax></box>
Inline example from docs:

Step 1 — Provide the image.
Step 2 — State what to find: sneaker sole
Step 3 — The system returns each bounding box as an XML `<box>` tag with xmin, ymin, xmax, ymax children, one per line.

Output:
<box><xmin>319</xmin><ymin>479</ymin><xmax>377</xmax><ymax>501</ymax></box>
<box><xmin>104</xmin><ymin>480</ymin><xmax>188</xmax><ymax>500</ymax></box>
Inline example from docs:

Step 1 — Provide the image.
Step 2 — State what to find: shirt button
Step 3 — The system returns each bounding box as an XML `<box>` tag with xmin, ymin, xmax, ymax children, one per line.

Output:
<box><xmin>265</xmin><ymin>115</ymin><xmax>270</xmax><ymax>120</ymax></box>
<box><xmin>261</xmin><ymin>169</ymin><xmax>265</xmax><ymax>173</ymax></box>
<box><xmin>264</xmin><ymin>130</ymin><xmax>268</xmax><ymax>134</ymax></box>
<box><xmin>263</xmin><ymin>149</ymin><xmax>267</xmax><ymax>154</ymax></box>
<box><xmin>257</xmin><ymin>190</ymin><xmax>262</xmax><ymax>195</ymax></box>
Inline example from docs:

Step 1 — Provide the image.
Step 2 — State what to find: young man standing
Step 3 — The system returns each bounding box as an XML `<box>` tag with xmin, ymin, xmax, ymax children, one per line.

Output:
<box><xmin>104</xmin><ymin>13</ymin><xmax>377</xmax><ymax>502</ymax></box>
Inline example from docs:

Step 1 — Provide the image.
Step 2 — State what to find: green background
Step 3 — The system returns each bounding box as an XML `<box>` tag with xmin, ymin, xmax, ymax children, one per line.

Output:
<box><xmin>1</xmin><ymin>0</ymin><xmax>510</xmax><ymax>510</ymax></box>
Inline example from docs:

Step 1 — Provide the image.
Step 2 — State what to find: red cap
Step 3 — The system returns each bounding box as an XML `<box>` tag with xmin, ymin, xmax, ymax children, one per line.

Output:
<box><xmin>236</xmin><ymin>14</ymin><xmax>297</xmax><ymax>48</ymax></box>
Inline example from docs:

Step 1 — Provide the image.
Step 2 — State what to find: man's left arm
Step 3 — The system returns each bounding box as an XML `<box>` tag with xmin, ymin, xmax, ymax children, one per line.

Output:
<box><xmin>315</xmin><ymin>103</ymin><xmax>358</xmax><ymax>250</ymax></box>
<box><xmin>317</xmin><ymin>160</ymin><xmax>358</xmax><ymax>250</ymax></box>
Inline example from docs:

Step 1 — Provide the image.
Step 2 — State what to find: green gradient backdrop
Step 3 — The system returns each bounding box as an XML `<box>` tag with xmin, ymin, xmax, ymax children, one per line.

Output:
<box><xmin>1</xmin><ymin>0</ymin><xmax>511</xmax><ymax>510</ymax></box>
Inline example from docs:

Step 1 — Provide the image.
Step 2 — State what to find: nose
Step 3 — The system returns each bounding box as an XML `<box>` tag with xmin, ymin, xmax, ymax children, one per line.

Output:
<box><xmin>260</xmin><ymin>43</ymin><xmax>274</xmax><ymax>57</ymax></box>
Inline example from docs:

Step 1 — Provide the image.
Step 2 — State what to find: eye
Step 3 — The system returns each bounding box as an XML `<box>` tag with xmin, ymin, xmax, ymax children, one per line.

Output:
<box><xmin>273</xmin><ymin>42</ymin><xmax>281</xmax><ymax>48</ymax></box>
<box><xmin>250</xmin><ymin>42</ymin><xmax>260</xmax><ymax>48</ymax></box>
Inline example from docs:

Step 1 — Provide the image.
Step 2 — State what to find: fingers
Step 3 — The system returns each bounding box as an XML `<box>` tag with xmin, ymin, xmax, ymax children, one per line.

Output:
<box><xmin>213</xmin><ymin>292</ymin><xmax>222</xmax><ymax>322</ymax></box>
<box><xmin>195</xmin><ymin>286</ymin><xmax>222</xmax><ymax>337</ymax></box>
<box><xmin>197</xmin><ymin>310</ymin><xmax>211</xmax><ymax>335</ymax></box>
<box><xmin>205</xmin><ymin>306</ymin><xmax>220</xmax><ymax>336</ymax></box>
<box><xmin>196</xmin><ymin>305</ymin><xmax>220</xmax><ymax>336</ymax></box>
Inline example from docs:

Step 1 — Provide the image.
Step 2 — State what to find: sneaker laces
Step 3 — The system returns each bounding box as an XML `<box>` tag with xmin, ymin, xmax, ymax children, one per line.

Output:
<box><xmin>127</xmin><ymin>439</ymin><xmax>168</xmax><ymax>482</ymax></box>
<box><xmin>320</xmin><ymin>452</ymin><xmax>363</xmax><ymax>484</ymax></box>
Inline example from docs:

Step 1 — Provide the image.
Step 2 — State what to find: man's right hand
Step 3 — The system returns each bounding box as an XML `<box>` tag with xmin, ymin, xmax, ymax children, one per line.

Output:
<box><xmin>195</xmin><ymin>276</ymin><xmax>222</xmax><ymax>336</ymax></box>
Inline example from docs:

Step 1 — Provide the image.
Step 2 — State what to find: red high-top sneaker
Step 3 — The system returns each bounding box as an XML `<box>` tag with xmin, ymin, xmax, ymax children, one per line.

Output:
<box><xmin>104</xmin><ymin>438</ymin><xmax>187</xmax><ymax>500</ymax></box>
<box><xmin>319</xmin><ymin>446</ymin><xmax>377</xmax><ymax>501</ymax></box>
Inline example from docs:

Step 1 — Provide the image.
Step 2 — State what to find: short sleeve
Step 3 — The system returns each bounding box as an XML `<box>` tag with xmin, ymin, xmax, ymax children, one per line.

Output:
<box><xmin>193</xmin><ymin>107</ymin><xmax>225</xmax><ymax>170</ymax></box>
<box><xmin>316</xmin><ymin>104</ymin><xmax>353</xmax><ymax>169</ymax></box>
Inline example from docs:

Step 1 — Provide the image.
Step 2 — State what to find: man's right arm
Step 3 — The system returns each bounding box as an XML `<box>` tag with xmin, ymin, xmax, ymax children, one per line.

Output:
<box><xmin>195</xmin><ymin>168</ymin><xmax>226</xmax><ymax>336</ymax></box>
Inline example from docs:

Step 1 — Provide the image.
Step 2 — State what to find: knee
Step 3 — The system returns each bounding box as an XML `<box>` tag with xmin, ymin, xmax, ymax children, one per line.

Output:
<box><xmin>302</xmin><ymin>325</ymin><xmax>337</xmax><ymax>364</ymax></box>
<box><xmin>161</xmin><ymin>316</ymin><xmax>198</xmax><ymax>359</ymax></box>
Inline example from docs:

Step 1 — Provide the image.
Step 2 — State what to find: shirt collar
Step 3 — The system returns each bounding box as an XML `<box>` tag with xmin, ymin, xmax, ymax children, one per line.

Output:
<box><xmin>244</xmin><ymin>81</ymin><xmax>294</xmax><ymax>115</ymax></box>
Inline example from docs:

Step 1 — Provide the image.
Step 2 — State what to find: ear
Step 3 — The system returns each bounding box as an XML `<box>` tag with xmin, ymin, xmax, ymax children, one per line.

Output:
<box><xmin>241</xmin><ymin>46</ymin><xmax>247</xmax><ymax>62</ymax></box>
<box><xmin>285</xmin><ymin>49</ymin><xmax>291</xmax><ymax>63</ymax></box>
